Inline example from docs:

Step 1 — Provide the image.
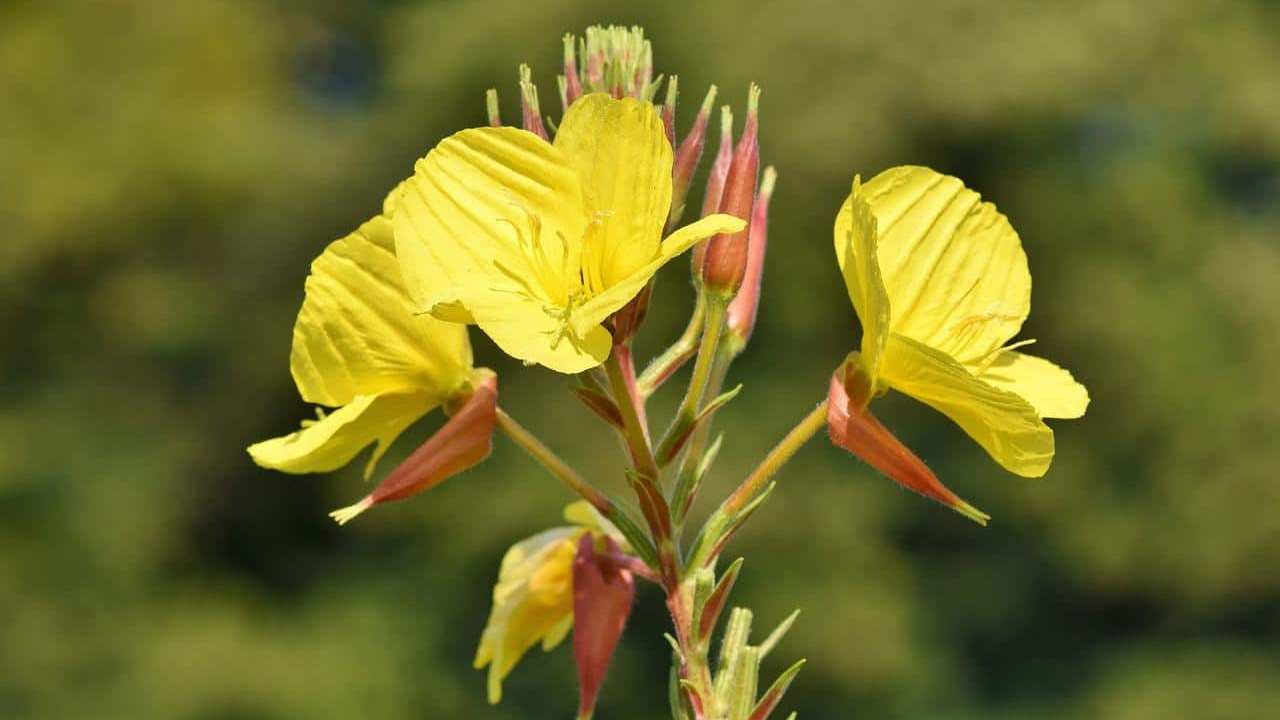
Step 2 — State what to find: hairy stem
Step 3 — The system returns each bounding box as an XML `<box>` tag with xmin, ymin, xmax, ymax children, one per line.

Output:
<box><xmin>495</xmin><ymin>408</ymin><xmax>611</xmax><ymax>513</ymax></box>
<box><xmin>724</xmin><ymin>400</ymin><xmax>828</xmax><ymax>515</ymax></box>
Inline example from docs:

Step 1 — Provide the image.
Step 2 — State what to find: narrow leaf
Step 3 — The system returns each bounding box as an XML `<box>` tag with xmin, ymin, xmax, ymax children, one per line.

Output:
<box><xmin>600</xmin><ymin>491</ymin><xmax>660</xmax><ymax>569</ymax></box>
<box><xmin>657</xmin><ymin>384</ymin><xmax>743</xmax><ymax>465</ymax></box>
<box><xmin>571</xmin><ymin>384</ymin><xmax>624</xmax><ymax>429</ymax></box>
<box><xmin>757</xmin><ymin>610</ymin><xmax>801</xmax><ymax>660</ymax></box>
<box><xmin>747</xmin><ymin>659</ymin><xmax>806</xmax><ymax>720</ymax></box>
<box><xmin>698</xmin><ymin>558</ymin><xmax>745</xmax><ymax>643</ymax></box>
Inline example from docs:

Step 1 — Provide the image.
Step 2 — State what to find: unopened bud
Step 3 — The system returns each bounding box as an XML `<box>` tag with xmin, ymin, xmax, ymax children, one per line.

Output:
<box><xmin>826</xmin><ymin>361</ymin><xmax>990</xmax><ymax>525</ymax></box>
<box><xmin>562</xmin><ymin>34</ymin><xmax>583</xmax><ymax>108</ymax></box>
<box><xmin>573</xmin><ymin>534</ymin><xmax>636</xmax><ymax>720</ymax></box>
<box><xmin>726</xmin><ymin>166</ymin><xmax>777</xmax><ymax>349</ymax></box>
<box><xmin>662</xmin><ymin>75</ymin><xmax>679</xmax><ymax>150</ymax></box>
<box><xmin>329</xmin><ymin>371</ymin><xmax>499</xmax><ymax>525</ymax></box>
<box><xmin>636</xmin><ymin>38</ymin><xmax>653</xmax><ymax>98</ymax></box>
<box><xmin>485</xmin><ymin>88</ymin><xmax>502</xmax><ymax>127</ymax></box>
<box><xmin>691</xmin><ymin>105</ymin><xmax>734</xmax><ymax>277</ymax></box>
<box><xmin>667</xmin><ymin>85</ymin><xmax>718</xmax><ymax>231</ymax></box>
<box><xmin>518</xmin><ymin>64</ymin><xmax>549</xmax><ymax>140</ymax></box>
<box><xmin>610</xmin><ymin>281</ymin><xmax>651</xmax><ymax>345</ymax></box>
<box><xmin>699</xmin><ymin>85</ymin><xmax>761</xmax><ymax>297</ymax></box>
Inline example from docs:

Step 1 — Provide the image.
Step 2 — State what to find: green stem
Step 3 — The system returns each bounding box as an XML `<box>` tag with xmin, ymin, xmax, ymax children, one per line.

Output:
<box><xmin>638</xmin><ymin>292</ymin><xmax>706</xmax><ymax>398</ymax></box>
<box><xmin>659</xmin><ymin>294</ymin><xmax>727</xmax><ymax>459</ymax></box>
<box><xmin>671</xmin><ymin>341</ymin><xmax>732</xmax><ymax>527</ymax></box>
<box><xmin>723</xmin><ymin>400</ymin><xmax>829</xmax><ymax>515</ymax></box>
<box><xmin>686</xmin><ymin>400</ymin><xmax>830</xmax><ymax>573</ymax></box>
<box><xmin>605</xmin><ymin>348</ymin><xmax>659</xmax><ymax>480</ymax></box>
<box><xmin>495</xmin><ymin>408</ymin><xmax>611</xmax><ymax>513</ymax></box>
<box><xmin>606</xmin><ymin>347</ymin><xmax>680</xmax><ymax>585</ymax></box>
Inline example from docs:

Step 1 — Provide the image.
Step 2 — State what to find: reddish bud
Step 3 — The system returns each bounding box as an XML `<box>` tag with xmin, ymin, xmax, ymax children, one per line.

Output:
<box><xmin>667</xmin><ymin>85</ymin><xmax>718</xmax><ymax>231</ymax></box>
<box><xmin>610</xmin><ymin>281</ymin><xmax>651</xmax><ymax>345</ymax></box>
<box><xmin>692</xmin><ymin>105</ymin><xmax>734</xmax><ymax>276</ymax></box>
<box><xmin>518</xmin><ymin>64</ymin><xmax>549</xmax><ymax>140</ymax></box>
<box><xmin>726</xmin><ymin>166</ymin><xmax>777</xmax><ymax>349</ymax></box>
<box><xmin>661</xmin><ymin>75</ymin><xmax>679</xmax><ymax>150</ymax></box>
<box><xmin>562</xmin><ymin>34</ymin><xmax>583</xmax><ymax>108</ymax></box>
<box><xmin>700</xmin><ymin>85</ymin><xmax>761</xmax><ymax>296</ymax></box>
<box><xmin>826</xmin><ymin>363</ymin><xmax>989</xmax><ymax>525</ymax></box>
<box><xmin>573</xmin><ymin>534</ymin><xmax>636</xmax><ymax>719</ymax></box>
<box><xmin>329</xmin><ymin>372</ymin><xmax>499</xmax><ymax>524</ymax></box>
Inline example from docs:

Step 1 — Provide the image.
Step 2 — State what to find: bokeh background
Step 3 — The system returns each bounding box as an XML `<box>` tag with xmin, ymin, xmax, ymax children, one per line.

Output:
<box><xmin>4</xmin><ymin>1</ymin><xmax>1279</xmax><ymax>718</ymax></box>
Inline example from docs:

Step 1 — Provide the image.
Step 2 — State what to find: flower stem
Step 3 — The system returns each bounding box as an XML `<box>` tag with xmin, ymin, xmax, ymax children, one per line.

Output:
<box><xmin>638</xmin><ymin>292</ymin><xmax>706</xmax><ymax>397</ymax></box>
<box><xmin>659</xmin><ymin>294</ymin><xmax>727</xmax><ymax>459</ymax></box>
<box><xmin>671</xmin><ymin>341</ymin><xmax>732</xmax><ymax>526</ymax></box>
<box><xmin>605</xmin><ymin>348</ymin><xmax>659</xmax><ymax>480</ymax></box>
<box><xmin>724</xmin><ymin>399</ymin><xmax>828</xmax><ymax>515</ymax></box>
<box><xmin>495</xmin><ymin>408</ymin><xmax>611</xmax><ymax>514</ymax></box>
<box><xmin>606</xmin><ymin>347</ymin><xmax>680</xmax><ymax>585</ymax></box>
<box><xmin>686</xmin><ymin>400</ymin><xmax>829</xmax><ymax>573</ymax></box>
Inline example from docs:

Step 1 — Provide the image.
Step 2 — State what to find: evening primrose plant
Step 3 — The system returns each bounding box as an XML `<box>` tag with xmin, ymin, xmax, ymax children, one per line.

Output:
<box><xmin>249</xmin><ymin>25</ymin><xmax>1087</xmax><ymax>719</ymax></box>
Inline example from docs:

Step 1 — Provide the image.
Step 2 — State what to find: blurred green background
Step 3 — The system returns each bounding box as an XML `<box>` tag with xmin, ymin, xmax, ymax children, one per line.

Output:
<box><xmin>3</xmin><ymin>1</ymin><xmax>1279</xmax><ymax>718</ymax></box>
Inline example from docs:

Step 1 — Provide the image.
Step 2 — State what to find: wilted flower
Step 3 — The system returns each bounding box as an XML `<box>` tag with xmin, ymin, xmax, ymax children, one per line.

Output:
<box><xmin>475</xmin><ymin>502</ymin><xmax>633</xmax><ymax>705</ymax></box>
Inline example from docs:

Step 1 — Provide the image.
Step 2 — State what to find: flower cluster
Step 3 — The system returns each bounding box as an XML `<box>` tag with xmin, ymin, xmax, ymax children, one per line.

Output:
<box><xmin>249</xmin><ymin>24</ymin><xmax>1087</xmax><ymax>720</ymax></box>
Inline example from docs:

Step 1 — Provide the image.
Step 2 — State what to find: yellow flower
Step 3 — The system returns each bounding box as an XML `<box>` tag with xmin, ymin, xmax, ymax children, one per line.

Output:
<box><xmin>475</xmin><ymin>502</ymin><xmax>623</xmax><ymax>704</ymax></box>
<box><xmin>394</xmin><ymin>93</ymin><xmax>746</xmax><ymax>373</ymax></box>
<box><xmin>834</xmin><ymin>166</ymin><xmax>1088</xmax><ymax>479</ymax></box>
<box><xmin>247</xmin><ymin>193</ymin><xmax>475</xmax><ymax>481</ymax></box>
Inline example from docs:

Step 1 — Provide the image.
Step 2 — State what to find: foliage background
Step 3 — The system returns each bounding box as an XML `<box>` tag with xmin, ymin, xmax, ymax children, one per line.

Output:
<box><xmin>3</xmin><ymin>1</ymin><xmax>1279</xmax><ymax>718</ymax></box>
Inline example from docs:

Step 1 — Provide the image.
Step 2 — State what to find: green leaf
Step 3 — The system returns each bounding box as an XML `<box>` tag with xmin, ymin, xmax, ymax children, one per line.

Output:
<box><xmin>748</xmin><ymin>659</ymin><xmax>806</xmax><ymax>720</ymax></box>
<box><xmin>757</xmin><ymin>609</ymin><xmax>801</xmax><ymax>660</ymax></box>
<box><xmin>698</xmin><ymin>558</ymin><xmax>745</xmax><ymax>644</ymax></box>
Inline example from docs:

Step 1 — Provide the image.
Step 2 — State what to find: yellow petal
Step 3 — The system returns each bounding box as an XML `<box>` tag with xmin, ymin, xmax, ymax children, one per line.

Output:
<box><xmin>555</xmin><ymin>94</ymin><xmax>673</xmax><ymax>291</ymax></box>
<box><xmin>880</xmin><ymin>333</ymin><xmax>1054</xmax><ymax>477</ymax></box>
<box><xmin>573</xmin><ymin>213</ymin><xmax>745</xmax><ymax>335</ymax></box>
<box><xmin>858</xmin><ymin>166</ymin><xmax>1030</xmax><ymax>363</ymax></box>
<box><xmin>290</xmin><ymin>213</ymin><xmax>472</xmax><ymax>407</ymax></box>
<box><xmin>247</xmin><ymin>392</ymin><xmax>436</xmax><ymax>480</ymax></box>
<box><xmin>474</xmin><ymin>527</ymin><xmax>586</xmax><ymax>704</ymax></box>
<box><xmin>394</xmin><ymin>126</ymin><xmax>588</xmax><ymax>321</ymax></box>
<box><xmin>979</xmin><ymin>351</ymin><xmax>1089</xmax><ymax>419</ymax></box>
<box><xmin>563</xmin><ymin>500</ymin><xmax>627</xmax><ymax>548</ymax></box>
<box><xmin>834</xmin><ymin>177</ymin><xmax>891</xmax><ymax>381</ymax></box>
<box><xmin>464</xmin><ymin>290</ymin><xmax>613</xmax><ymax>374</ymax></box>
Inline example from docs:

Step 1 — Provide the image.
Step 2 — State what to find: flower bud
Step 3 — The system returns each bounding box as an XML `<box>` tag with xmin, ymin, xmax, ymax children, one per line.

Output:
<box><xmin>329</xmin><ymin>371</ymin><xmax>499</xmax><ymax>525</ymax></box>
<box><xmin>726</xmin><ymin>166</ymin><xmax>777</xmax><ymax>349</ymax></box>
<box><xmin>518</xmin><ymin>64</ymin><xmax>549</xmax><ymax>140</ymax></box>
<box><xmin>691</xmin><ymin>105</ymin><xmax>734</xmax><ymax>276</ymax></box>
<box><xmin>699</xmin><ymin>85</ymin><xmax>760</xmax><ymax>297</ymax></box>
<box><xmin>562</xmin><ymin>33</ymin><xmax>583</xmax><ymax>108</ymax></box>
<box><xmin>667</xmin><ymin>85</ymin><xmax>718</xmax><ymax>231</ymax></box>
<box><xmin>661</xmin><ymin>75</ymin><xmax>679</xmax><ymax>150</ymax></box>
<box><xmin>573</xmin><ymin>534</ymin><xmax>636</xmax><ymax>720</ymax></box>
<box><xmin>609</xmin><ymin>281</ymin><xmax>651</xmax><ymax>345</ymax></box>
<box><xmin>485</xmin><ymin>88</ymin><xmax>502</xmax><ymax>127</ymax></box>
<box><xmin>826</xmin><ymin>360</ymin><xmax>990</xmax><ymax>525</ymax></box>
